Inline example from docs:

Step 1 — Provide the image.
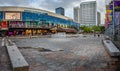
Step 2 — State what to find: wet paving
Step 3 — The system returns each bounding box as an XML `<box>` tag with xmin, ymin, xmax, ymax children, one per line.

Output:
<box><xmin>10</xmin><ymin>34</ymin><xmax>120</xmax><ymax>71</ymax></box>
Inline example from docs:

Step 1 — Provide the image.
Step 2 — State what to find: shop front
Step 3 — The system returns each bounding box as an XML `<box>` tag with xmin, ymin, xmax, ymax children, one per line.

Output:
<box><xmin>0</xmin><ymin>21</ymin><xmax>8</xmax><ymax>36</ymax></box>
<box><xmin>8</xmin><ymin>28</ymin><xmax>25</xmax><ymax>36</ymax></box>
<box><xmin>8</xmin><ymin>21</ymin><xmax>25</xmax><ymax>36</ymax></box>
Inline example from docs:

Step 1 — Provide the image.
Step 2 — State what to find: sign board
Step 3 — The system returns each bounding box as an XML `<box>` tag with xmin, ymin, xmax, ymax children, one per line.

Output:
<box><xmin>114</xmin><ymin>1</ymin><xmax>120</xmax><ymax>11</ymax></box>
<box><xmin>5</xmin><ymin>12</ymin><xmax>21</xmax><ymax>20</ymax></box>
<box><xmin>1</xmin><ymin>21</ymin><xmax>8</xmax><ymax>30</ymax></box>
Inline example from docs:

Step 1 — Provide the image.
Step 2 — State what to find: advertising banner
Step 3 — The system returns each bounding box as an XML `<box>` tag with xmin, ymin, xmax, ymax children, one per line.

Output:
<box><xmin>109</xmin><ymin>2</ymin><xmax>113</xmax><ymax>24</ymax></box>
<box><xmin>105</xmin><ymin>1</ymin><xmax>113</xmax><ymax>28</ymax></box>
<box><xmin>114</xmin><ymin>1</ymin><xmax>120</xmax><ymax>11</ymax></box>
<box><xmin>1</xmin><ymin>21</ymin><xmax>8</xmax><ymax>30</ymax></box>
<box><xmin>5</xmin><ymin>12</ymin><xmax>21</xmax><ymax>20</ymax></box>
<box><xmin>114</xmin><ymin>12</ymin><xmax>120</xmax><ymax>25</ymax></box>
<box><xmin>114</xmin><ymin>0</ymin><xmax>120</xmax><ymax>25</ymax></box>
<box><xmin>9</xmin><ymin>21</ymin><xmax>25</xmax><ymax>28</ymax></box>
<box><xmin>106</xmin><ymin>5</ymin><xmax>113</xmax><ymax>25</ymax></box>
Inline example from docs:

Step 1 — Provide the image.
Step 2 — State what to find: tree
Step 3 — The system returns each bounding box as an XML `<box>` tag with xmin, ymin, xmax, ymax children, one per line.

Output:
<box><xmin>80</xmin><ymin>26</ymin><xmax>105</xmax><ymax>33</ymax></box>
<box><xmin>92</xmin><ymin>26</ymin><xmax>101</xmax><ymax>32</ymax></box>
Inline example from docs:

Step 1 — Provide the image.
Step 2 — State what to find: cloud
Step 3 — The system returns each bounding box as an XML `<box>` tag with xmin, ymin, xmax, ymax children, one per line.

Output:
<box><xmin>97</xmin><ymin>0</ymin><xmax>105</xmax><ymax>12</ymax></box>
<box><xmin>0</xmin><ymin>0</ymin><xmax>30</xmax><ymax>6</ymax></box>
<box><xmin>105</xmin><ymin>0</ymin><xmax>112</xmax><ymax>5</ymax></box>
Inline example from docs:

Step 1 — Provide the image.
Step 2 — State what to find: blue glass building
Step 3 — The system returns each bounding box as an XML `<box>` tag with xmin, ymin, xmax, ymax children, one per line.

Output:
<box><xmin>55</xmin><ymin>7</ymin><xmax>65</xmax><ymax>16</ymax></box>
<box><xmin>0</xmin><ymin>6</ymin><xmax>79</xmax><ymax>36</ymax></box>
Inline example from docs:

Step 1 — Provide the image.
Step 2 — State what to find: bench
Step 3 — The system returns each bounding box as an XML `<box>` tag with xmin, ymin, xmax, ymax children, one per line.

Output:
<box><xmin>5</xmin><ymin>39</ymin><xmax>29</xmax><ymax>71</ymax></box>
<box><xmin>103</xmin><ymin>39</ymin><xmax>120</xmax><ymax>57</ymax></box>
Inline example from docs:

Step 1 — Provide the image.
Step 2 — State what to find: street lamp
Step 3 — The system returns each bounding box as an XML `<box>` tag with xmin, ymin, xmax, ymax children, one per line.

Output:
<box><xmin>113</xmin><ymin>0</ymin><xmax>115</xmax><ymax>40</ymax></box>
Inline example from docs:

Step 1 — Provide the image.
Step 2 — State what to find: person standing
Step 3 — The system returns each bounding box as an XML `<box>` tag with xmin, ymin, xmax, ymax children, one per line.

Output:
<box><xmin>97</xmin><ymin>33</ymin><xmax>100</xmax><ymax>37</ymax></box>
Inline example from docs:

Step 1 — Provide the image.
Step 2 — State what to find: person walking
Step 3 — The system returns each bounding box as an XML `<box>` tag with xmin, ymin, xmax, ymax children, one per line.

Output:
<box><xmin>93</xmin><ymin>31</ymin><xmax>96</xmax><ymax>37</ymax></box>
<box><xmin>97</xmin><ymin>33</ymin><xmax>100</xmax><ymax>37</ymax></box>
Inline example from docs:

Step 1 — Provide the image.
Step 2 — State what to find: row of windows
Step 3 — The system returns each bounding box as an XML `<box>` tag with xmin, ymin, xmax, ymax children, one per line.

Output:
<box><xmin>81</xmin><ymin>3</ymin><xmax>96</xmax><ymax>8</ymax></box>
<box><xmin>22</xmin><ymin>12</ymin><xmax>75</xmax><ymax>26</ymax></box>
<box><xmin>81</xmin><ymin>21</ymin><xmax>96</xmax><ymax>23</ymax></box>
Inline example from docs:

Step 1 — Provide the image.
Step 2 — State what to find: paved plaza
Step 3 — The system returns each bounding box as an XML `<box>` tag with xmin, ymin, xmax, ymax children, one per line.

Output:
<box><xmin>0</xmin><ymin>34</ymin><xmax>120</xmax><ymax>71</ymax></box>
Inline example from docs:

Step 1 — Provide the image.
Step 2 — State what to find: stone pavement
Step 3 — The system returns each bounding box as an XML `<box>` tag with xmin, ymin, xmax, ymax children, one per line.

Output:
<box><xmin>0</xmin><ymin>38</ymin><xmax>12</xmax><ymax>71</ymax></box>
<box><xmin>11</xmin><ymin>34</ymin><xmax>120</xmax><ymax>71</ymax></box>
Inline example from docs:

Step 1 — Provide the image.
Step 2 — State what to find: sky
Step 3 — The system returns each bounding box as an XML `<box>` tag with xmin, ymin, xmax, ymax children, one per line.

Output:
<box><xmin>0</xmin><ymin>0</ymin><xmax>106</xmax><ymax>24</ymax></box>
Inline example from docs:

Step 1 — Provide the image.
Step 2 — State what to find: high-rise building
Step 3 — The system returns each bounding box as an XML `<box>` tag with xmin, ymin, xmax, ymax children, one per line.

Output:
<box><xmin>74</xmin><ymin>7</ymin><xmax>80</xmax><ymax>23</ymax></box>
<box><xmin>105</xmin><ymin>0</ymin><xmax>112</xmax><ymax>5</ymax></box>
<box><xmin>97</xmin><ymin>12</ymin><xmax>101</xmax><ymax>26</ymax></box>
<box><xmin>55</xmin><ymin>7</ymin><xmax>65</xmax><ymax>16</ymax></box>
<box><xmin>80</xmin><ymin>1</ymin><xmax>97</xmax><ymax>26</ymax></box>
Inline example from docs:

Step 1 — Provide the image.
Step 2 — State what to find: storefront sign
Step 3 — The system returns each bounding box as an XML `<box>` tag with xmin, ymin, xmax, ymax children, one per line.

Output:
<box><xmin>9</xmin><ymin>21</ymin><xmax>25</xmax><ymax>28</ymax></box>
<box><xmin>1</xmin><ymin>21</ymin><xmax>8</xmax><ymax>30</ymax></box>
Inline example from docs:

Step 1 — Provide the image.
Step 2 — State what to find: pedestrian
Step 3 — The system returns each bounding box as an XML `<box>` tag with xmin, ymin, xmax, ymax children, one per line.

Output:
<box><xmin>29</xmin><ymin>34</ymin><xmax>32</xmax><ymax>38</ymax></box>
<box><xmin>98</xmin><ymin>34</ymin><xmax>100</xmax><ymax>37</ymax></box>
<box><xmin>94</xmin><ymin>34</ymin><xmax>95</xmax><ymax>37</ymax></box>
<box><xmin>93</xmin><ymin>31</ymin><xmax>96</xmax><ymax>37</ymax></box>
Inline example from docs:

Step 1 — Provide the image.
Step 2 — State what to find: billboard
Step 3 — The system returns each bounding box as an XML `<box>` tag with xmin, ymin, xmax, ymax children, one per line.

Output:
<box><xmin>5</xmin><ymin>12</ymin><xmax>21</xmax><ymax>20</ymax></box>
<box><xmin>105</xmin><ymin>1</ymin><xmax>113</xmax><ymax>28</ymax></box>
<box><xmin>114</xmin><ymin>1</ymin><xmax>120</xmax><ymax>11</ymax></box>
<box><xmin>105</xmin><ymin>5</ymin><xmax>112</xmax><ymax>28</ymax></box>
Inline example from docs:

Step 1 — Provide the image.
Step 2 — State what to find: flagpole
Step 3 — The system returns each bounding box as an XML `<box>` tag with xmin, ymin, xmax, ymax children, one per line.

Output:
<box><xmin>113</xmin><ymin>0</ymin><xmax>115</xmax><ymax>40</ymax></box>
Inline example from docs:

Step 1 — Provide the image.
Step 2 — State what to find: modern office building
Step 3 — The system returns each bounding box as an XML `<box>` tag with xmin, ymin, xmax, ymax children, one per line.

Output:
<box><xmin>55</xmin><ymin>7</ymin><xmax>65</xmax><ymax>16</ymax></box>
<box><xmin>80</xmin><ymin>1</ymin><xmax>97</xmax><ymax>26</ymax></box>
<box><xmin>97</xmin><ymin>12</ymin><xmax>101</xmax><ymax>26</ymax></box>
<box><xmin>0</xmin><ymin>6</ymin><xmax>79</xmax><ymax>36</ymax></box>
<box><xmin>74</xmin><ymin>7</ymin><xmax>80</xmax><ymax>23</ymax></box>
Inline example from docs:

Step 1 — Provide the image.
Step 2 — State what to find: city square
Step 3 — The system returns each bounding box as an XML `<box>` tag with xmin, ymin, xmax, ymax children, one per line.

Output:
<box><xmin>0</xmin><ymin>0</ymin><xmax>120</xmax><ymax>71</ymax></box>
<box><xmin>0</xmin><ymin>34</ymin><xmax>120</xmax><ymax>71</ymax></box>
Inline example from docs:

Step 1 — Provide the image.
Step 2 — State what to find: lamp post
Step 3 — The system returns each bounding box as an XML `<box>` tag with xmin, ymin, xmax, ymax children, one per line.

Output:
<box><xmin>113</xmin><ymin>0</ymin><xmax>115</xmax><ymax>40</ymax></box>
<box><xmin>113</xmin><ymin>0</ymin><xmax>120</xmax><ymax>41</ymax></box>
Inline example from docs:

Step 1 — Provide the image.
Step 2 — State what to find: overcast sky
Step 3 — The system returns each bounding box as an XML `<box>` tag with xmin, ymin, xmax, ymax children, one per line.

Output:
<box><xmin>0</xmin><ymin>0</ymin><xmax>106</xmax><ymax>24</ymax></box>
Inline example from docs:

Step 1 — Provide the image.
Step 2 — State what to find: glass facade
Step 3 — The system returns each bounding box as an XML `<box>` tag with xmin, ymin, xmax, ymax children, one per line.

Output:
<box><xmin>55</xmin><ymin>7</ymin><xmax>64</xmax><ymax>15</ymax></box>
<box><xmin>0</xmin><ymin>12</ymin><xmax>3</xmax><ymax>21</ymax></box>
<box><xmin>21</xmin><ymin>11</ymin><xmax>78</xmax><ymax>28</ymax></box>
<box><xmin>0</xmin><ymin>10</ymin><xmax>79</xmax><ymax>36</ymax></box>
